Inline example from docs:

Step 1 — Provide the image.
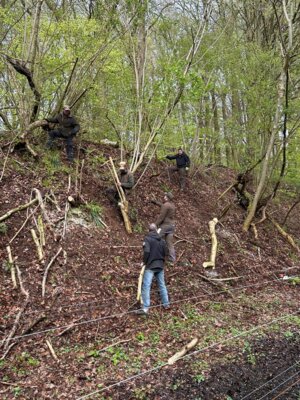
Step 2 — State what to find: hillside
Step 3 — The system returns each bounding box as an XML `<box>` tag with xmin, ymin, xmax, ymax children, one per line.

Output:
<box><xmin>1</xmin><ymin>142</ymin><xmax>300</xmax><ymax>400</ymax></box>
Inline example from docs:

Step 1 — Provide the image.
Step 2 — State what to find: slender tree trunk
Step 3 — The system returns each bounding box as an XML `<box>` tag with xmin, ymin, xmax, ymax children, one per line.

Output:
<box><xmin>243</xmin><ymin>72</ymin><xmax>285</xmax><ymax>231</ymax></box>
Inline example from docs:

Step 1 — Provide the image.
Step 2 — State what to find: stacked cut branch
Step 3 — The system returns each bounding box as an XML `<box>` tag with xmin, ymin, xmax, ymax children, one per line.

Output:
<box><xmin>108</xmin><ymin>157</ymin><xmax>132</xmax><ymax>233</ymax></box>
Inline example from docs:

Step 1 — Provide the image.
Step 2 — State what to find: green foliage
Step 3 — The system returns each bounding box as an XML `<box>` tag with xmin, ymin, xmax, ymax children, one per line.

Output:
<box><xmin>242</xmin><ymin>341</ymin><xmax>256</xmax><ymax>366</ymax></box>
<box><xmin>0</xmin><ymin>223</ymin><xmax>8</xmax><ymax>235</ymax></box>
<box><xmin>136</xmin><ymin>332</ymin><xmax>145</xmax><ymax>342</ymax></box>
<box><xmin>106</xmin><ymin>346</ymin><xmax>128</xmax><ymax>366</ymax></box>
<box><xmin>84</xmin><ymin>202</ymin><xmax>105</xmax><ymax>228</ymax></box>
<box><xmin>193</xmin><ymin>374</ymin><xmax>206</xmax><ymax>383</ymax></box>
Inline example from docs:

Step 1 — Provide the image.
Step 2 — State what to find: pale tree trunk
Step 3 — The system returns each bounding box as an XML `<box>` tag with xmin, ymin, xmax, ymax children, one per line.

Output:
<box><xmin>221</xmin><ymin>93</ymin><xmax>230</xmax><ymax>166</ymax></box>
<box><xmin>131</xmin><ymin>1</ymin><xmax>213</xmax><ymax>173</ymax></box>
<box><xmin>243</xmin><ymin>0</ymin><xmax>296</xmax><ymax>231</ymax></box>
<box><xmin>211</xmin><ymin>89</ymin><xmax>221</xmax><ymax>164</ymax></box>
<box><xmin>243</xmin><ymin>72</ymin><xmax>285</xmax><ymax>231</ymax></box>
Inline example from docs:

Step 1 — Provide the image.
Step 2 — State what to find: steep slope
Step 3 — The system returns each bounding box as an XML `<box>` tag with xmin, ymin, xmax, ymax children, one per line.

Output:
<box><xmin>0</xmin><ymin>141</ymin><xmax>299</xmax><ymax>400</ymax></box>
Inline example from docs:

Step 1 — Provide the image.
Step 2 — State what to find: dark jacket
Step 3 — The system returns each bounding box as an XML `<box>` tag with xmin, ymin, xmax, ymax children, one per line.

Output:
<box><xmin>166</xmin><ymin>152</ymin><xmax>190</xmax><ymax>168</ymax></box>
<box><xmin>143</xmin><ymin>231</ymin><xmax>167</xmax><ymax>270</ymax></box>
<box><xmin>47</xmin><ymin>112</ymin><xmax>80</xmax><ymax>138</ymax></box>
<box><xmin>155</xmin><ymin>201</ymin><xmax>175</xmax><ymax>228</ymax></box>
<box><xmin>119</xmin><ymin>170</ymin><xmax>134</xmax><ymax>189</ymax></box>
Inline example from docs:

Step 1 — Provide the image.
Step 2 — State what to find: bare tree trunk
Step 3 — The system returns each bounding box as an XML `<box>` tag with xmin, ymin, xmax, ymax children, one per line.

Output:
<box><xmin>243</xmin><ymin>72</ymin><xmax>285</xmax><ymax>231</ymax></box>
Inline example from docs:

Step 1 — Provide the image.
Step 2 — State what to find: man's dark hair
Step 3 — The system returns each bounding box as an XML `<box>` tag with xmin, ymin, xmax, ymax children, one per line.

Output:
<box><xmin>149</xmin><ymin>223</ymin><xmax>157</xmax><ymax>232</ymax></box>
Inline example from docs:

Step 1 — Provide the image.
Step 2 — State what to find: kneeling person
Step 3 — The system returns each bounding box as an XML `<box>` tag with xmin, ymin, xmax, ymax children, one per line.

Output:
<box><xmin>138</xmin><ymin>223</ymin><xmax>169</xmax><ymax>315</ymax></box>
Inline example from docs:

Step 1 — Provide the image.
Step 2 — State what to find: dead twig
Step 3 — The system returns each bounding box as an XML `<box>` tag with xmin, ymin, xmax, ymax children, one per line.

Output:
<box><xmin>46</xmin><ymin>339</ymin><xmax>59</xmax><ymax>361</ymax></box>
<box><xmin>98</xmin><ymin>339</ymin><xmax>131</xmax><ymax>354</ymax></box>
<box><xmin>32</xmin><ymin>188</ymin><xmax>51</xmax><ymax>226</ymax></box>
<box><xmin>6</xmin><ymin>245</ymin><xmax>17</xmax><ymax>289</ymax></box>
<box><xmin>42</xmin><ymin>247</ymin><xmax>63</xmax><ymax>298</ymax></box>
<box><xmin>9</xmin><ymin>205</ymin><xmax>39</xmax><ymax>243</ymax></box>
<box><xmin>31</xmin><ymin>228</ymin><xmax>44</xmax><ymax>261</ymax></box>
<box><xmin>0</xmin><ymin>198</ymin><xmax>38</xmax><ymax>222</ymax></box>
<box><xmin>62</xmin><ymin>201</ymin><xmax>70</xmax><ymax>238</ymax></box>
<box><xmin>15</xmin><ymin>265</ymin><xmax>29</xmax><ymax>297</ymax></box>
<box><xmin>2</xmin><ymin>299</ymin><xmax>29</xmax><ymax>353</ymax></box>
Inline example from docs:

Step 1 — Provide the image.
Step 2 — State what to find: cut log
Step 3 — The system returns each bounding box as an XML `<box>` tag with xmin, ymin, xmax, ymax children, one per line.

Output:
<box><xmin>46</xmin><ymin>339</ymin><xmax>59</xmax><ymax>361</ymax></box>
<box><xmin>0</xmin><ymin>198</ymin><xmax>38</xmax><ymax>222</ymax></box>
<box><xmin>6</xmin><ymin>246</ymin><xmax>17</xmax><ymax>289</ymax></box>
<box><xmin>38</xmin><ymin>215</ymin><xmax>45</xmax><ymax>246</ymax></box>
<box><xmin>203</xmin><ymin>218</ymin><xmax>218</xmax><ymax>269</ymax></box>
<box><xmin>31</xmin><ymin>228</ymin><xmax>44</xmax><ymax>261</ymax></box>
<box><xmin>168</xmin><ymin>338</ymin><xmax>198</xmax><ymax>365</ymax></box>
<box><xmin>268</xmin><ymin>215</ymin><xmax>300</xmax><ymax>252</ymax></box>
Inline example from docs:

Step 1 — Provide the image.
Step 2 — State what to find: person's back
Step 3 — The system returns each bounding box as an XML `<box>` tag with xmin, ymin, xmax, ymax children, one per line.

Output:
<box><xmin>138</xmin><ymin>223</ymin><xmax>169</xmax><ymax>315</ymax></box>
<box><xmin>155</xmin><ymin>199</ymin><xmax>175</xmax><ymax>228</ymax></box>
<box><xmin>143</xmin><ymin>230</ymin><xmax>167</xmax><ymax>270</ymax></box>
<box><xmin>154</xmin><ymin>193</ymin><xmax>176</xmax><ymax>262</ymax></box>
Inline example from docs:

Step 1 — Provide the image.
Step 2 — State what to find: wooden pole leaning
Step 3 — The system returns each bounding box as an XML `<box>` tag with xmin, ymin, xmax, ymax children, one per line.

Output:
<box><xmin>108</xmin><ymin>157</ymin><xmax>132</xmax><ymax>233</ymax></box>
<box><xmin>137</xmin><ymin>264</ymin><xmax>146</xmax><ymax>303</ymax></box>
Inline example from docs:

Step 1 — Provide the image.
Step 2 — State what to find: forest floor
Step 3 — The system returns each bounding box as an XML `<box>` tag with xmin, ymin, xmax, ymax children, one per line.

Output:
<box><xmin>0</xmin><ymin>138</ymin><xmax>300</xmax><ymax>400</ymax></box>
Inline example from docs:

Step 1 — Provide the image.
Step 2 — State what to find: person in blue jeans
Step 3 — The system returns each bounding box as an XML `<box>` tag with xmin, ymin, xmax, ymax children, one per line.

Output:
<box><xmin>137</xmin><ymin>223</ymin><xmax>170</xmax><ymax>315</ymax></box>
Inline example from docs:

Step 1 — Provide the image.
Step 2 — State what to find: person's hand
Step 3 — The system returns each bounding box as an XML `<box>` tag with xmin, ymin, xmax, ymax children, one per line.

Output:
<box><xmin>150</xmin><ymin>199</ymin><xmax>159</xmax><ymax>205</ymax></box>
<box><xmin>117</xmin><ymin>181</ymin><xmax>122</xmax><ymax>187</ymax></box>
<box><xmin>186</xmin><ymin>167</ymin><xmax>189</xmax><ymax>171</ymax></box>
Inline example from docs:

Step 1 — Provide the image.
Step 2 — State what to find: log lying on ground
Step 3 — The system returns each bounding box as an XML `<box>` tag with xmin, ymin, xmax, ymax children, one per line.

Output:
<box><xmin>268</xmin><ymin>215</ymin><xmax>300</xmax><ymax>252</ymax></box>
<box><xmin>46</xmin><ymin>339</ymin><xmax>59</xmax><ymax>361</ymax></box>
<box><xmin>168</xmin><ymin>338</ymin><xmax>198</xmax><ymax>365</ymax></box>
<box><xmin>6</xmin><ymin>246</ymin><xmax>17</xmax><ymax>289</ymax></box>
<box><xmin>0</xmin><ymin>198</ymin><xmax>38</xmax><ymax>222</ymax></box>
<box><xmin>203</xmin><ymin>218</ymin><xmax>218</xmax><ymax>269</ymax></box>
<box><xmin>31</xmin><ymin>228</ymin><xmax>44</xmax><ymax>261</ymax></box>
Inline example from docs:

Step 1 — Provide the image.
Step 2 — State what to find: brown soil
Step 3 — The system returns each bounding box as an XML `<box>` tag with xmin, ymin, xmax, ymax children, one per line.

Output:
<box><xmin>0</xmin><ymin>140</ymin><xmax>300</xmax><ymax>400</ymax></box>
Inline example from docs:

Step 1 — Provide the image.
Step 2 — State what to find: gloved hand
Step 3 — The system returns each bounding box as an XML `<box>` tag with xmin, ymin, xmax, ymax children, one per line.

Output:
<box><xmin>150</xmin><ymin>199</ymin><xmax>160</xmax><ymax>205</ymax></box>
<box><xmin>186</xmin><ymin>167</ymin><xmax>189</xmax><ymax>171</ymax></box>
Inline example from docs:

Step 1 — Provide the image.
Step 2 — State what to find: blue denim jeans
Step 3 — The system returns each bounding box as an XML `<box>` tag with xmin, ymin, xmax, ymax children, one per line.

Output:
<box><xmin>141</xmin><ymin>269</ymin><xmax>169</xmax><ymax>312</ymax></box>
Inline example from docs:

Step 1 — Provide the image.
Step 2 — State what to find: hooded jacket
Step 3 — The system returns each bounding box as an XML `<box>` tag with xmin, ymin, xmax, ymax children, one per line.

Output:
<box><xmin>143</xmin><ymin>231</ymin><xmax>167</xmax><ymax>270</ymax></box>
<box><xmin>47</xmin><ymin>112</ymin><xmax>80</xmax><ymax>137</ymax></box>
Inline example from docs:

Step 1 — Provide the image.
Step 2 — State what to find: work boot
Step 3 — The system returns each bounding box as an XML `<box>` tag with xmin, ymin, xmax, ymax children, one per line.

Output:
<box><xmin>135</xmin><ymin>309</ymin><xmax>148</xmax><ymax>316</ymax></box>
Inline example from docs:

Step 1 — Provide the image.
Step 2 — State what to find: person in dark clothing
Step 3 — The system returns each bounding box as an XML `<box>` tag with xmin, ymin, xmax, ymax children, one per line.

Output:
<box><xmin>166</xmin><ymin>148</ymin><xmax>190</xmax><ymax>189</ymax></box>
<box><xmin>152</xmin><ymin>192</ymin><xmax>176</xmax><ymax>262</ymax></box>
<box><xmin>106</xmin><ymin>161</ymin><xmax>134</xmax><ymax>205</ymax></box>
<box><xmin>45</xmin><ymin>105</ymin><xmax>80</xmax><ymax>162</ymax></box>
<box><xmin>137</xmin><ymin>223</ymin><xmax>169</xmax><ymax>315</ymax></box>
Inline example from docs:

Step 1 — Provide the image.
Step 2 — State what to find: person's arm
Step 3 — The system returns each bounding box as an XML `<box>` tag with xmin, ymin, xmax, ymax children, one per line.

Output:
<box><xmin>143</xmin><ymin>238</ymin><xmax>150</xmax><ymax>265</ymax></box>
<box><xmin>155</xmin><ymin>204</ymin><xmax>167</xmax><ymax>227</ymax></box>
<box><xmin>151</xmin><ymin>199</ymin><xmax>162</xmax><ymax>206</ymax></box>
<box><xmin>185</xmin><ymin>154</ymin><xmax>190</xmax><ymax>168</ymax></box>
<box><xmin>46</xmin><ymin>114</ymin><xmax>59</xmax><ymax>124</ymax></box>
<box><xmin>121</xmin><ymin>172</ymin><xmax>134</xmax><ymax>189</ymax></box>
<box><xmin>71</xmin><ymin>117</ymin><xmax>80</xmax><ymax>135</ymax></box>
<box><xmin>166</xmin><ymin>154</ymin><xmax>177</xmax><ymax>160</ymax></box>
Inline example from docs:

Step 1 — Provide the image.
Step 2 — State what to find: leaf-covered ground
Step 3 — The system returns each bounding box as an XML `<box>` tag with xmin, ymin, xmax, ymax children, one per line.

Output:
<box><xmin>0</xmin><ymin>140</ymin><xmax>300</xmax><ymax>399</ymax></box>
